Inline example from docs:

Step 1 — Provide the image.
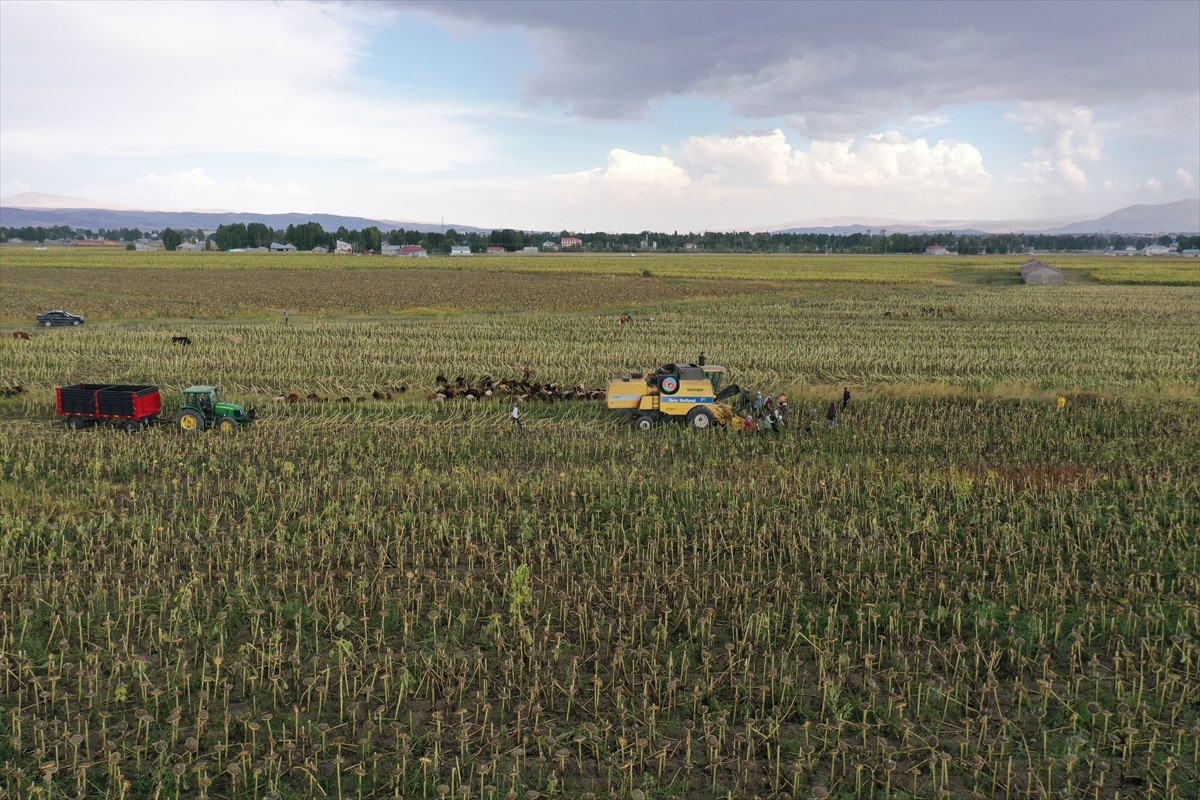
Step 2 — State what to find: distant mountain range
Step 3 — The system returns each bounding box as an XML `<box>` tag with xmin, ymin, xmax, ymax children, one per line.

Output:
<box><xmin>1</xmin><ymin>193</ymin><xmax>1196</xmax><ymax>236</ymax></box>
<box><xmin>0</xmin><ymin>193</ymin><xmax>485</xmax><ymax>235</ymax></box>
<box><xmin>767</xmin><ymin>199</ymin><xmax>1199</xmax><ymax>236</ymax></box>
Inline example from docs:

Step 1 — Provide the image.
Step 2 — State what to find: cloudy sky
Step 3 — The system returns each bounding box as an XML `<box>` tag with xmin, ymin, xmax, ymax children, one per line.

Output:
<box><xmin>2</xmin><ymin>0</ymin><xmax>1197</xmax><ymax>231</ymax></box>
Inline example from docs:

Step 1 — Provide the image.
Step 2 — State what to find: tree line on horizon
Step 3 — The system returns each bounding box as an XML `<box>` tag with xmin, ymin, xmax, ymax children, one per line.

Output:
<box><xmin>1</xmin><ymin>222</ymin><xmax>1194</xmax><ymax>255</ymax></box>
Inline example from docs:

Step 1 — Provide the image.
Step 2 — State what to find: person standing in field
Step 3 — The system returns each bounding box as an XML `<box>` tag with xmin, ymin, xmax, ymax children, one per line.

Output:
<box><xmin>511</xmin><ymin>403</ymin><xmax>523</xmax><ymax>429</ymax></box>
<box><xmin>1057</xmin><ymin>394</ymin><xmax>1067</xmax><ymax>409</ymax></box>
<box><xmin>842</xmin><ymin>387</ymin><xmax>851</xmax><ymax>410</ymax></box>
<box><xmin>698</xmin><ymin>352</ymin><xmax>706</xmax><ymax>366</ymax></box>
<box><xmin>826</xmin><ymin>401</ymin><xmax>838</xmax><ymax>429</ymax></box>
<box><xmin>523</xmin><ymin>365</ymin><xmax>533</xmax><ymax>381</ymax></box>
<box><xmin>284</xmin><ymin>310</ymin><xmax>290</xmax><ymax>326</ymax></box>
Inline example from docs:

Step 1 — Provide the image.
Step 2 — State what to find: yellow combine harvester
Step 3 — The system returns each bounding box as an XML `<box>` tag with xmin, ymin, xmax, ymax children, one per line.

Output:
<box><xmin>606</xmin><ymin>362</ymin><xmax>742</xmax><ymax>430</ymax></box>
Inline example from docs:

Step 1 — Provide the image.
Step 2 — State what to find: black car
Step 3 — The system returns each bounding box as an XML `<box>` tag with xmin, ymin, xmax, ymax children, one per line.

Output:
<box><xmin>37</xmin><ymin>310</ymin><xmax>86</xmax><ymax>327</ymax></box>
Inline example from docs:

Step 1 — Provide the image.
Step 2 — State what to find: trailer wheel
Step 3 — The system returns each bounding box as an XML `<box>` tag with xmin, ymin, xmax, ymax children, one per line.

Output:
<box><xmin>216</xmin><ymin>416</ymin><xmax>239</xmax><ymax>434</ymax></box>
<box><xmin>634</xmin><ymin>414</ymin><xmax>655</xmax><ymax>431</ymax></box>
<box><xmin>65</xmin><ymin>417</ymin><xmax>87</xmax><ymax>430</ymax></box>
<box><xmin>123</xmin><ymin>419</ymin><xmax>143</xmax><ymax>433</ymax></box>
<box><xmin>687</xmin><ymin>406</ymin><xmax>715</xmax><ymax>430</ymax></box>
<box><xmin>177</xmin><ymin>409</ymin><xmax>205</xmax><ymax>432</ymax></box>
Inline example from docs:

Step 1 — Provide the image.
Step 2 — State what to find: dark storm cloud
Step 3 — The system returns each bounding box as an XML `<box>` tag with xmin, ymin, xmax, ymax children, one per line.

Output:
<box><xmin>396</xmin><ymin>0</ymin><xmax>1199</xmax><ymax>137</ymax></box>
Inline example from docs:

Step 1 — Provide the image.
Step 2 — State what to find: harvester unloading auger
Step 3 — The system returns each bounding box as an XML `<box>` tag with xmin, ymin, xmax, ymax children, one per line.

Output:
<box><xmin>605</xmin><ymin>362</ymin><xmax>743</xmax><ymax>430</ymax></box>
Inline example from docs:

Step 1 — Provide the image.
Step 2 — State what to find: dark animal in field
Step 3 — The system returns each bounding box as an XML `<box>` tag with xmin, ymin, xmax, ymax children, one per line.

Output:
<box><xmin>172</xmin><ymin>336</ymin><xmax>192</xmax><ymax>346</ymax></box>
<box><xmin>12</xmin><ymin>331</ymin><xmax>31</xmax><ymax>340</ymax></box>
<box><xmin>1</xmin><ymin>385</ymin><xmax>25</xmax><ymax>396</ymax></box>
<box><xmin>429</xmin><ymin>371</ymin><xmax>604</xmax><ymax>405</ymax></box>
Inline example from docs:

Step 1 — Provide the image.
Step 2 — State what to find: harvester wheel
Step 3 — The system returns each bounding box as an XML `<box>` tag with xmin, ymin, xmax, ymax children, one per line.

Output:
<box><xmin>217</xmin><ymin>416</ymin><xmax>239</xmax><ymax>434</ymax></box>
<box><xmin>177</xmin><ymin>409</ymin><xmax>205</xmax><ymax>432</ymax></box>
<box><xmin>634</xmin><ymin>414</ymin><xmax>655</xmax><ymax>431</ymax></box>
<box><xmin>687</xmin><ymin>407</ymin><xmax>715</xmax><ymax>430</ymax></box>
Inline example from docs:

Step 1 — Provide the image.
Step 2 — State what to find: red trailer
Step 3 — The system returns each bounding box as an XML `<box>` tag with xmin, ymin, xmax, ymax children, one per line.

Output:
<box><xmin>56</xmin><ymin>384</ymin><xmax>162</xmax><ymax>431</ymax></box>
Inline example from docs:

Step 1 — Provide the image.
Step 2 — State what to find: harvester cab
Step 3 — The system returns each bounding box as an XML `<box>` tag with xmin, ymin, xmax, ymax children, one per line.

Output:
<box><xmin>177</xmin><ymin>385</ymin><xmax>255</xmax><ymax>433</ymax></box>
<box><xmin>606</xmin><ymin>362</ymin><xmax>742</xmax><ymax>430</ymax></box>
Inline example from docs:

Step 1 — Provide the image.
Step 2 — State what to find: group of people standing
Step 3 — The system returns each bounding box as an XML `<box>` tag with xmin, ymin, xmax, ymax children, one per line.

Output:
<box><xmin>740</xmin><ymin>386</ymin><xmax>852</xmax><ymax>434</ymax></box>
<box><xmin>741</xmin><ymin>390</ymin><xmax>789</xmax><ymax>434</ymax></box>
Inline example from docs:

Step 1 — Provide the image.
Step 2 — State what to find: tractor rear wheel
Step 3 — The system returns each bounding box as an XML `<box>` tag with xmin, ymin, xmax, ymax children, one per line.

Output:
<box><xmin>177</xmin><ymin>409</ymin><xmax>205</xmax><ymax>432</ymax></box>
<box><xmin>634</xmin><ymin>414</ymin><xmax>655</xmax><ymax>431</ymax></box>
<box><xmin>687</xmin><ymin>406</ymin><xmax>715</xmax><ymax>430</ymax></box>
<box><xmin>216</xmin><ymin>416</ymin><xmax>239</xmax><ymax>434</ymax></box>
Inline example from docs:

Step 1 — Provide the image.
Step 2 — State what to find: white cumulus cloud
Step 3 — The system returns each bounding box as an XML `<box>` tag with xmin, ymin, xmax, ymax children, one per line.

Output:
<box><xmin>1008</xmin><ymin>102</ymin><xmax>1105</xmax><ymax>192</ymax></box>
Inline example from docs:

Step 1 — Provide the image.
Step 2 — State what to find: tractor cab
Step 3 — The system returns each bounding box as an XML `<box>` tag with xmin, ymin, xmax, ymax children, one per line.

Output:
<box><xmin>701</xmin><ymin>366</ymin><xmax>726</xmax><ymax>393</ymax></box>
<box><xmin>177</xmin><ymin>385</ymin><xmax>255</xmax><ymax>432</ymax></box>
<box><xmin>184</xmin><ymin>385</ymin><xmax>218</xmax><ymax>415</ymax></box>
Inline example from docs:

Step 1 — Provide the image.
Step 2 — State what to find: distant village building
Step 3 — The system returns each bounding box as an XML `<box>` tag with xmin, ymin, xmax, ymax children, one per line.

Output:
<box><xmin>335</xmin><ymin>239</ymin><xmax>353</xmax><ymax>254</ymax></box>
<box><xmin>1020</xmin><ymin>258</ymin><xmax>1065</xmax><ymax>285</ymax></box>
<box><xmin>174</xmin><ymin>241</ymin><xmax>202</xmax><ymax>252</ymax></box>
<box><xmin>312</xmin><ymin>245</ymin><xmax>328</xmax><ymax>254</ymax></box>
<box><xmin>1142</xmin><ymin>244</ymin><xmax>1171</xmax><ymax>256</ymax></box>
<box><xmin>270</xmin><ymin>242</ymin><xmax>297</xmax><ymax>252</ymax></box>
<box><xmin>486</xmin><ymin>246</ymin><xmax>506</xmax><ymax>254</ymax></box>
<box><xmin>522</xmin><ymin>246</ymin><xmax>539</xmax><ymax>253</ymax></box>
<box><xmin>925</xmin><ymin>244</ymin><xmax>950</xmax><ymax>256</ymax></box>
<box><xmin>382</xmin><ymin>244</ymin><xmax>427</xmax><ymax>257</ymax></box>
<box><xmin>560</xmin><ymin>236</ymin><xmax>583</xmax><ymax>249</ymax></box>
<box><xmin>1181</xmin><ymin>248</ymin><xmax>1200</xmax><ymax>257</ymax></box>
<box><xmin>450</xmin><ymin>245</ymin><xmax>471</xmax><ymax>255</ymax></box>
<box><xmin>541</xmin><ymin>241</ymin><xmax>559</xmax><ymax>251</ymax></box>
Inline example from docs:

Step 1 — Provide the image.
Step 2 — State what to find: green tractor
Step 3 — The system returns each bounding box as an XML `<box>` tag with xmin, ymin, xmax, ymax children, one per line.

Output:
<box><xmin>176</xmin><ymin>385</ymin><xmax>256</xmax><ymax>433</ymax></box>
